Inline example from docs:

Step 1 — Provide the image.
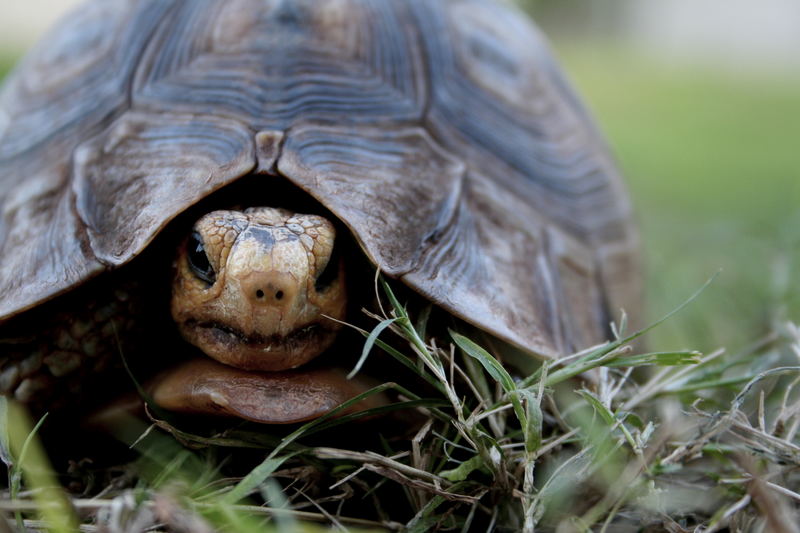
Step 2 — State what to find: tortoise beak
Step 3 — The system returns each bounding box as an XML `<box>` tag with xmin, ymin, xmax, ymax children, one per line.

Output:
<box><xmin>147</xmin><ymin>359</ymin><xmax>385</xmax><ymax>424</ymax></box>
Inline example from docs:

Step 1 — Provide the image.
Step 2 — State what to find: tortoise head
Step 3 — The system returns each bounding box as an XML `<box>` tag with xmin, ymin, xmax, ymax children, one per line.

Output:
<box><xmin>147</xmin><ymin>207</ymin><xmax>383</xmax><ymax>424</ymax></box>
<box><xmin>170</xmin><ymin>207</ymin><xmax>346</xmax><ymax>371</ymax></box>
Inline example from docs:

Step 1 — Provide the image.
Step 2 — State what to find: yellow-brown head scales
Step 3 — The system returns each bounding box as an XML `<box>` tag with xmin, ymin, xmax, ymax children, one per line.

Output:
<box><xmin>171</xmin><ymin>207</ymin><xmax>346</xmax><ymax>371</ymax></box>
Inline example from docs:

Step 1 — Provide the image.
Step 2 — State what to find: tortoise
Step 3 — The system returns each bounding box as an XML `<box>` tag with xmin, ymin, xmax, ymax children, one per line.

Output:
<box><xmin>0</xmin><ymin>0</ymin><xmax>640</xmax><ymax>425</ymax></box>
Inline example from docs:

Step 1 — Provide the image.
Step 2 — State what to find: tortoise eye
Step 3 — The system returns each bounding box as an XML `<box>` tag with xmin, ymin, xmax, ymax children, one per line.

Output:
<box><xmin>315</xmin><ymin>243</ymin><xmax>340</xmax><ymax>292</ymax></box>
<box><xmin>187</xmin><ymin>232</ymin><xmax>215</xmax><ymax>285</ymax></box>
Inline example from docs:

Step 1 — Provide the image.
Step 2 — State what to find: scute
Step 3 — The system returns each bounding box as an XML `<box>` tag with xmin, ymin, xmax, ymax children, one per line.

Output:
<box><xmin>0</xmin><ymin>0</ymin><xmax>640</xmax><ymax>360</ymax></box>
<box><xmin>278</xmin><ymin>125</ymin><xmax>466</xmax><ymax>275</ymax></box>
<box><xmin>73</xmin><ymin>111</ymin><xmax>256</xmax><ymax>264</ymax></box>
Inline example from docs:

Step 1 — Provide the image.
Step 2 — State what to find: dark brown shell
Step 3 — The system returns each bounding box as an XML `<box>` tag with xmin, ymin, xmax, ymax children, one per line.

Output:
<box><xmin>0</xmin><ymin>0</ymin><xmax>640</xmax><ymax>359</ymax></box>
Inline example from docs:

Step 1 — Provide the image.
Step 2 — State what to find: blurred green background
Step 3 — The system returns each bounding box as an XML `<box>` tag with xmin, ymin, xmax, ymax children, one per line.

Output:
<box><xmin>523</xmin><ymin>1</ymin><xmax>800</xmax><ymax>352</ymax></box>
<box><xmin>1</xmin><ymin>0</ymin><xmax>798</xmax><ymax>354</ymax></box>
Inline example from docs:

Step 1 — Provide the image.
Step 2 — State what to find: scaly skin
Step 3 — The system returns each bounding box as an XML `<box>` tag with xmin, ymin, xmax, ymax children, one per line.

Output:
<box><xmin>0</xmin><ymin>273</ymin><xmax>145</xmax><ymax>413</ymax></box>
<box><xmin>170</xmin><ymin>207</ymin><xmax>347</xmax><ymax>372</ymax></box>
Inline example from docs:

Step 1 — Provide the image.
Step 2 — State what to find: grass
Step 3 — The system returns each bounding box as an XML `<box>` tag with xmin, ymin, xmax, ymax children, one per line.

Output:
<box><xmin>2</xmin><ymin>279</ymin><xmax>800</xmax><ymax>531</ymax></box>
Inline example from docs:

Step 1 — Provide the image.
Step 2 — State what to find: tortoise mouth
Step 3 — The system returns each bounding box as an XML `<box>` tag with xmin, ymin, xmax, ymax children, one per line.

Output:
<box><xmin>182</xmin><ymin>319</ymin><xmax>338</xmax><ymax>372</ymax></box>
<box><xmin>196</xmin><ymin>320</ymin><xmax>322</xmax><ymax>348</ymax></box>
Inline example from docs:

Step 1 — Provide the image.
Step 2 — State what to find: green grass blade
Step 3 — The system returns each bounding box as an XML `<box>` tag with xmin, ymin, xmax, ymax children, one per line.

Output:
<box><xmin>380</xmin><ymin>277</ymin><xmax>408</xmax><ymax>321</ymax></box>
<box><xmin>348</xmin><ymin>317</ymin><xmax>398</xmax><ymax>379</ymax></box>
<box><xmin>518</xmin><ymin>389</ymin><xmax>543</xmax><ymax>454</ymax></box>
<box><xmin>666</xmin><ymin>375</ymin><xmax>755</xmax><ymax>394</ymax></box>
<box><xmin>577</xmin><ymin>390</ymin><xmax>616</xmax><ymax>426</ymax></box>
<box><xmin>0</xmin><ymin>396</ymin><xmax>11</xmax><ymax>470</ymax></box>
<box><xmin>371</xmin><ymin>336</ymin><xmax>446</xmax><ymax>393</ymax></box>
<box><xmin>450</xmin><ymin>330</ymin><xmax>516</xmax><ymax>394</ymax></box>
<box><xmin>11</xmin><ymin>410</ymin><xmax>51</xmax><ymax>530</ymax></box>
<box><xmin>261</xmin><ymin>478</ymin><xmax>296</xmax><ymax>530</ymax></box>
<box><xmin>6</xmin><ymin>403</ymin><xmax>78</xmax><ymax>533</ymax></box>
<box><xmin>604</xmin><ymin>351</ymin><xmax>702</xmax><ymax>368</ymax></box>
<box><xmin>222</xmin><ymin>455</ymin><xmax>291</xmax><ymax>504</ymax></box>
<box><xmin>440</xmin><ymin>454</ymin><xmax>485</xmax><ymax>482</ymax></box>
<box><xmin>151</xmin><ymin>449</ymin><xmax>193</xmax><ymax>489</ymax></box>
<box><xmin>577</xmin><ymin>390</ymin><xmax>639</xmax><ymax>454</ymax></box>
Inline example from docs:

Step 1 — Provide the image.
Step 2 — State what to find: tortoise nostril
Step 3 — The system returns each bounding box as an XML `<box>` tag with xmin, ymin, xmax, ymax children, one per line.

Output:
<box><xmin>242</xmin><ymin>273</ymin><xmax>293</xmax><ymax>306</ymax></box>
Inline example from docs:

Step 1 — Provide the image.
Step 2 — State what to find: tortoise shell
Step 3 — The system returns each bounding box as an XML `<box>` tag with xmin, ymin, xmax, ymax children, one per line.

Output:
<box><xmin>0</xmin><ymin>0</ymin><xmax>640</xmax><ymax>361</ymax></box>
